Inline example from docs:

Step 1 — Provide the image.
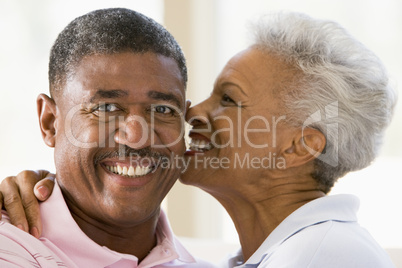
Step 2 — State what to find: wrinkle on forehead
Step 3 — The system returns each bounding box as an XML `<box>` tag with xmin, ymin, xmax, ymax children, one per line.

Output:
<box><xmin>220</xmin><ymin>46</ymin><xmax>302</xmax><ymax>116</ymax></box>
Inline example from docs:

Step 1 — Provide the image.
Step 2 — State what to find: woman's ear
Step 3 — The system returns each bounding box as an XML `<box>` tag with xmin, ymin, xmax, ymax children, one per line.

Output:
<box><xmin>281</xmin><ymin>128</ymin><xmax>326</xmax><ymax>168</ymax></box>
<box><xmin>37</xmin><ymin>94</ymin><xmax>57</xmax><ymax>148</ymax></box>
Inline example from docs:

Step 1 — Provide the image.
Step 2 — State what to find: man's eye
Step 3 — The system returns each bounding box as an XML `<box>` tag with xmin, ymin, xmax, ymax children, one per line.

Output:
<box><xmin>95</xmin><ymin>103</ymin><xmax>120</xmax><ymax>112</ymax></box>
<box><xmin>151</xmin><ymin>105</ymin><xmax>175</xmax><ymax>115</ymax></box>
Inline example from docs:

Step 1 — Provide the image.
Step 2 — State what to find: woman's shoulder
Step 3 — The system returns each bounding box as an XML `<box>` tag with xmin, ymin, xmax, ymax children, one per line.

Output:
<box><xmin>264</xmin><ymin>220</ymin><xmax>394</xmax><ymax>267</ymax></box>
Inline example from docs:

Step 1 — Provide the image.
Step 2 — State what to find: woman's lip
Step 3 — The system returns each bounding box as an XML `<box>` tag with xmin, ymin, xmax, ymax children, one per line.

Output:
<box><xmin>188</xmin><ymin>132</ymin><xmax>211</xmax><ymax>142</ymax></box>
<box><xmin>187</xmin><ymin>131</ymin><xmax>215</xmax><ymax>154</ymax></box>
<box><xmin>184</xmin><ymin>149</ymin><xmax>204</xmax><ymax>156</ymax></box>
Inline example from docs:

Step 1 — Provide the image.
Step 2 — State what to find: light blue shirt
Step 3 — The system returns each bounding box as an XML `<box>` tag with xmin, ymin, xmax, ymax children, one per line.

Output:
<box><xmin>225</xmin><ymin>194</ymin><xmax>395</xmax><ymax>268</ymax></box>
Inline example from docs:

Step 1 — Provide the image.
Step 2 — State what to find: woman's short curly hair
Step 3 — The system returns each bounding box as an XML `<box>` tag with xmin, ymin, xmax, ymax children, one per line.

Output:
<box><xmin>252</xmin><ymin>12</ymin><xmax>397</xmax><ymax>193</ymax></box>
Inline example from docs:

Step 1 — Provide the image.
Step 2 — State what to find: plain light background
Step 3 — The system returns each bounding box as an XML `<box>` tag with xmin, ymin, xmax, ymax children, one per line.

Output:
<box><xmin>0</xmin><ymin>0</ymin><xmax>401</xmax><ymax>263</ymax></box>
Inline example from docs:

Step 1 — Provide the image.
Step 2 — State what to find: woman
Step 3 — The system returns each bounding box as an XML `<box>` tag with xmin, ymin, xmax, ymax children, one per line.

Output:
<box><xmin>0</xmin><ymin>13</ymin><xmax>396</xmax><ymax>267</ymax></box>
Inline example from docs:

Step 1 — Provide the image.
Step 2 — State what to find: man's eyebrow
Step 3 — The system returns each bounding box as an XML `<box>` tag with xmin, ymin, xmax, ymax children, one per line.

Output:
<box><xmin>89</xmin><ymin>89</ymin><xmax>129</xmax><ymax>102</ymax></box>
<box><xmin>148</xmin><ymin>90</ymin><xmax>182</xmax><ymax>108</ymax></box>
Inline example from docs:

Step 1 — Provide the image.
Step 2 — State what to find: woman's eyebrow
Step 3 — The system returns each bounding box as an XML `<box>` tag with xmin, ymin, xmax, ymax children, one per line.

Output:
<box><xmin>220</xmin><ymin>81</ymin><xmax>248</xmax><ymax>97</ymax></box>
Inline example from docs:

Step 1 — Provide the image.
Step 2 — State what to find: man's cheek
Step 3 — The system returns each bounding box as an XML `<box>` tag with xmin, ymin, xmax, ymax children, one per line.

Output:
<box><xmin>64</xmin><ymin>123</ymin><xmax>100</xmax><ymax>149</ymax></box>
<box><xmin>157</xmin><ymin>130</ymin><xmax>185</xmax><ymax>150</ymax></box>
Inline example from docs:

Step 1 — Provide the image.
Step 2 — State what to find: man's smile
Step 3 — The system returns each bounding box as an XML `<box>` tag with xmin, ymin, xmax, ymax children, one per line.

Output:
<box><xmin>105</xmin><ymin>164</ymin><xmax>153</xmax><ymax>177</ymax></box>
<box><xmin>100</xmin><ymin>160</ymin><xmax>158</xmax><ymax>187</ymax></box>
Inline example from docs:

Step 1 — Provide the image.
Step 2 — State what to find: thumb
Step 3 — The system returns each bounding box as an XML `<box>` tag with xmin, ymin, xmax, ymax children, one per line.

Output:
<box><xmin>33</xmin><ymin>174</ymin><xmax>55</xmax><ymax>201</ymax></box>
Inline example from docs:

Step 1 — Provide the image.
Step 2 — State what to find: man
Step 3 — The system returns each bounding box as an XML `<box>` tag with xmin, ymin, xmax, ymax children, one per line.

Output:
<box><xmin>0</xmin><ymin>8</ymin><xmax>213</xmax><ymax>267</ymax></box>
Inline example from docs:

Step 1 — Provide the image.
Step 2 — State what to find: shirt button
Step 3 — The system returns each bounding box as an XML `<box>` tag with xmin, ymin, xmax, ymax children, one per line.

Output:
<box><xmin>163</xmin><ymin>248</ymin><xmax>171</xmax><ymax>256</ymax></box>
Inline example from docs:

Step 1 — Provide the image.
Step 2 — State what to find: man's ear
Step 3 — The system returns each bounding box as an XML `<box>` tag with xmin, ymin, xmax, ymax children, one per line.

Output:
<box><xmin>281</xmin><ymin>128</ymin><xmax>326</xmax><ymax>168</ymax></box>
<box><xmin>185</xmin><ymin>100</ymin><xmax>191</xmax><ymax>116</ymax></box>
<box><xmin>37</xmin><ymin>94</ymin><xmax>57</xmax><ymax>148</ymax></box>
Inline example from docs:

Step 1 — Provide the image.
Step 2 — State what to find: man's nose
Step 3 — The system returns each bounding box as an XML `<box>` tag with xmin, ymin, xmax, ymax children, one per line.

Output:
<box><xmin>114</xmin><ymin>115</ymin><xmax>151</xmax><ymax>149</ymax></box>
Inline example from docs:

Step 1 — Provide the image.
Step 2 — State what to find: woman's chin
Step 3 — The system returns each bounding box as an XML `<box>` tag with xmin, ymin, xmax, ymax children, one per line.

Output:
<box><xmin>181</xmin><ymin>146</ymin><xmax>223</xmax><ymax>186</ymax></box>
<box><xmin>178</xmin><ymin>162</ymin><xmax>199</xmax><ymax>185</ymax></box>
<box><xmin>179</xmin><ymin>155</ymin><xmax>209</xmax><ymax>185</ymax></box>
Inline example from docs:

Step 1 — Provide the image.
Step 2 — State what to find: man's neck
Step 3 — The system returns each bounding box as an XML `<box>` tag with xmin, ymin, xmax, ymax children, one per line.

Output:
<box><xmin>65</xmin><ymin>198</ymin><xmax>160</xmax><ymax>262</ymax></box>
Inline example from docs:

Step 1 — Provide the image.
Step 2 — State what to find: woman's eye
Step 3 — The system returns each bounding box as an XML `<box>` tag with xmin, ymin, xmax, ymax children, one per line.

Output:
<box><xmin>151</xmin><ymin>105</ymin><xmax>175</xmax><ymax>115</ymax></box>
<box><xmin>94</xmin><ymin>103</ymin><xmax>120</xmax><ymax>113</ymax></box>
<box><xmin>221</xmin><ymin>94</ymin><xmax>235</xmax><ymax>104</ymax></box>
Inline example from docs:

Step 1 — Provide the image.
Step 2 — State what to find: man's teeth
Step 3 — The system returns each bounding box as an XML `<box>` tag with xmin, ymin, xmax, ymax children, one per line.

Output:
<box><xmin>106</xmin><ymin>165</ymin><xmax>152</xmax><ymax>177</ymax></box>
<box><xmin>189</xmin><ymin>139</ymin><xmax>213</xmax><ymax>151</ymax></box>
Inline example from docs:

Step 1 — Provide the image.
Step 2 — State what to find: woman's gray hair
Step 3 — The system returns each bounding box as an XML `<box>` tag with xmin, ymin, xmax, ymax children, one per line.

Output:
<box><xmin>252</xmin><ymin>12</ymin><xmax>397</xmax><ymax>193</ymax></box>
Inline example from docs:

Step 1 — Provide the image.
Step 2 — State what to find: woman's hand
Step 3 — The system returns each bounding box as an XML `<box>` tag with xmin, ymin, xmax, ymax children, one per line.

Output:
<box><xmin>0</xmin><ymin>170</ymin><xmax>55</xmax><ymax>238</ymax></box>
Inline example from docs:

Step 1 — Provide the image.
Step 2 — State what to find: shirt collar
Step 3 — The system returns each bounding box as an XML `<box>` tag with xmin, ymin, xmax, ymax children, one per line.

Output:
<box><xmin>40</xmin><ymin>180</ymin><xmax>195</xmax><ymax>268</ymax></box>
<box><xmin>238</xmin><ymin>194</ymin><xmax>360</xmax><ymax>267</ymax></box>
<box><xmin>140</xmin><ymin>208</ymin><xmax>196</xmax><ymax>267</ymax></box>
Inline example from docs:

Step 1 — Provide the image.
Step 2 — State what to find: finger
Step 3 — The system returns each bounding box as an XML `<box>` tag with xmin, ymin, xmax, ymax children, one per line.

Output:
<box><xmin>33</xmin><ymin>173</ymin><xmax>55</xmax><ymax>202</ymax></box>
<box><xmin>1</xmin><ymin>176</ymin><xmax>29</xmax><ymax>233</ymax></box>
<box><xmin>17</xmin><ymin>170</ymin><xmax>52</xmax><ymax>238</ymax></box>
<box><xmin>0</xmin><ymin>191</ymin><xmax>3</xmax><ymax>220</ymax></box>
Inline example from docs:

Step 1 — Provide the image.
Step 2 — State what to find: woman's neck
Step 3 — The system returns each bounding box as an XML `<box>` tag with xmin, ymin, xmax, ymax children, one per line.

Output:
<box><xmin>205</xmin><ymin>173</ymin><xmax>325</xmax><ymax>261</ymax></box>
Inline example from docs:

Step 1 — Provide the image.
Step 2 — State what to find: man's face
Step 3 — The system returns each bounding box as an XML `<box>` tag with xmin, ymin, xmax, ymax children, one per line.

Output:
<box><xmin>47</xmin><ymin>52</ymin><xmax>186</xmax><ymax>227</ymax></box>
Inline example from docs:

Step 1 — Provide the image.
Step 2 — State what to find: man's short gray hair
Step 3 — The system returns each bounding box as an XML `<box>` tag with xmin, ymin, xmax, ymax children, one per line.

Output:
<box><xmin>252</xmin><ymin>12</ymin><xmax>397</xmax><ymax>193</ymax></box>
<box><xmin>49</xmin><ymin>8</ymin><xmax>187</xmax><ymax>97</ymax></box>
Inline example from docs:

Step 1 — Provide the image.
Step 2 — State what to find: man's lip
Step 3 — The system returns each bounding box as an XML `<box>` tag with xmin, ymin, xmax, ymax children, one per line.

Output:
<box><xmin>101</xmin><ymin>160</ymin><xmax>153</xmax><ymax>169</ymax></box>
<box><xmin>100</xmin><ymin>163</ymin><xmax>155</xmax><ymax>187</ymax></box>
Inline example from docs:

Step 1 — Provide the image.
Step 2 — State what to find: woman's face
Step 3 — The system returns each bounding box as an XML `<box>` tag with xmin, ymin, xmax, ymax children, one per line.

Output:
<box><xmin>181</xmin><ymin>46</ymin><xmax>299</xmax><ymax>189</ymax></box>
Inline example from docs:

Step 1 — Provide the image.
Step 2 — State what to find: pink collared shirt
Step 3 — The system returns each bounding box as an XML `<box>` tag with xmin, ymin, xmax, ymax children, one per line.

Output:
<box><xmin>0</xmin><ymin>181</ymin><xmax>214</xmax><ymax>268</ymax></box>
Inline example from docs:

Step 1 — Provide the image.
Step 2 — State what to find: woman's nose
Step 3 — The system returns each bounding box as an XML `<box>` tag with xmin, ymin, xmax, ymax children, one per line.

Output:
<box><xmin>186</xmin><ymin>99</ymin><xmax>210</xmax><ymax>127</ymax></box>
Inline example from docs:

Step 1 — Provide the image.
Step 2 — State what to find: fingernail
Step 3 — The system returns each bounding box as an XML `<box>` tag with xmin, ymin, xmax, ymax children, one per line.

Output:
<box><xmin>37</xmin><ymin>186</ymin><xmax>49</xmax><ymax>199</ymax></box>
<box><xmin>17</xmin><ymin>224</ymin><xmax>25</xmax><ymax>232</ymax></box>
<box><xmin>30</xmin><ymin>227</ymin><xmax>39</xmax><ymax>238</ymax></box>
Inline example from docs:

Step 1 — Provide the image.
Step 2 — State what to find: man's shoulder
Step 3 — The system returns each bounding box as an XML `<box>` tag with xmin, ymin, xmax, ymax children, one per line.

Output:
<box><xmin>0</xmin><ymin>220</ymin><xmax>68</xmax><ymax>267</ymax></box>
